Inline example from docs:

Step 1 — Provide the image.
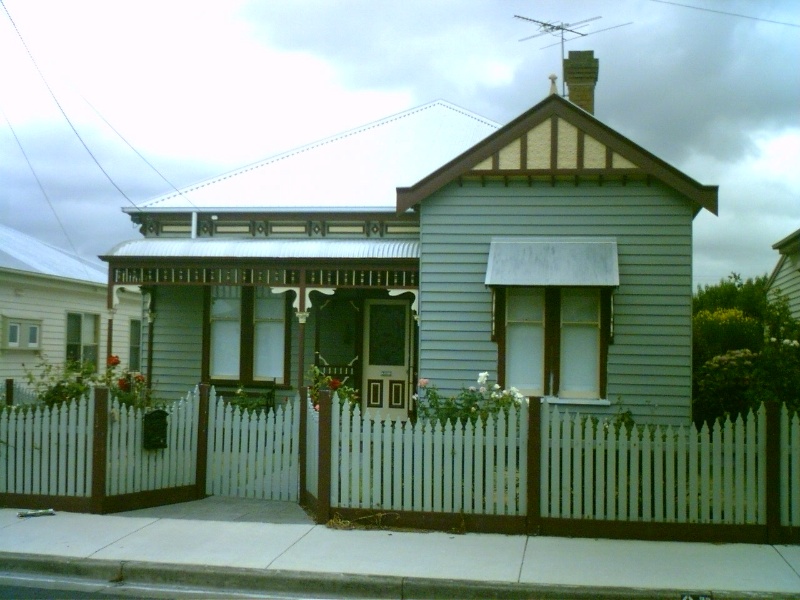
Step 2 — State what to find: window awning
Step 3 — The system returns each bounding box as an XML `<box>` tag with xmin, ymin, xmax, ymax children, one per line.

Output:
<box><xmin>485</xmin><ymin>237</ymin><xmax>619</xmax><ymax>286</ymax></box>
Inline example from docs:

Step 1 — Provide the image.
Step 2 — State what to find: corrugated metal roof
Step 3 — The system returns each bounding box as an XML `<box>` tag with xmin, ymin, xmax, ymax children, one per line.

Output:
<box><xmin>106</xmin><ymin>238</ymin><xmax>419</xmax><ymax>260</ymax></box>
<box><xmin>485</xmin><ymin>237</ymin><xmax>619</xmax><ymax>286</ymax></box>
<box><xmin>128</xmin><ymin>101</ymin><xmax>499</xmax><ymax>212</ymax></box>
<box><xmin>0</xmin><ymin>223</ymin><xmax>107</xmax><ymax>284</ymax></box>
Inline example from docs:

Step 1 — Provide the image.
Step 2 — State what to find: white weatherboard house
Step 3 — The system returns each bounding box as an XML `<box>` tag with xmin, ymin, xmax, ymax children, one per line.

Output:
<box><xmin>0</xmin><ymin>224</ymin><xmax>142</xmax><ymax>394</ymax></box>
<box><xmin>103</xmin><ymin>52</ymin><xmax>718</xmax><ymax>425</ymax></box>
<box><xmin>768</xmin><ymin>228</ymin><xmax>800</xmax><ymax>321</ymax></box>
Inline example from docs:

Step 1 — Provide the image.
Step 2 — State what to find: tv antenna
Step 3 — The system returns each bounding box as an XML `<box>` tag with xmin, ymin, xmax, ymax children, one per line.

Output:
<box><xmin>514</xmin><ymin>15</ymin><xmax>632</xmax><ymax>96</ymax></box>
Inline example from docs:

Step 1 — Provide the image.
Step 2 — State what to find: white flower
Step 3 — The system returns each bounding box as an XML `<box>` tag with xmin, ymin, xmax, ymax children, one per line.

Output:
<box><xmin>493</xmin><ymin>383</ymin><xmax>501</xmax><ymax>390</ymax></box>
<box><xmin>477</xmin><ymin>371</ymin><xmax>489</xmax><ymax>385</ymax></box>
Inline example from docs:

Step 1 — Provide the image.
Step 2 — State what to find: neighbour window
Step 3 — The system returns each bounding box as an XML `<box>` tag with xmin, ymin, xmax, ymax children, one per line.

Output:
<box><xmin>208</xmin><ymin>286</ymin><xmax>287</xmax><ymax>384</ymax></box>
<box><xmin>7</xmin><ymin>322</ymin><xmax>19</xmax><ymax>348</ymax></box>
<box><xmin>129</xmin><ymin>319</ymin><xmax>142</xmax><ymax>372</ymax></box>
<box><xmin>500</xmin><ymin>287</ymin><xmax>610</xmax><ymax>400</ymax></box>
<box><xmin>66</xmin><ymin>312</ymin><xmax>99</xmax><ymax>370</ymax></box>
<box><xmin>2</xmin><ymin>318</ymin><xmax>41</xmax><ymax>350</ymax></box>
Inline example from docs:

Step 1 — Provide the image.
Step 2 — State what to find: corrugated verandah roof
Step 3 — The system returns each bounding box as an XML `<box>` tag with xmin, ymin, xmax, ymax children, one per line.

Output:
<box><xmin>106</xmin><ymin>238</ymin><xmax>420</xmax><ymax>260</ymax></box>
<box><xmin>129</xmin><ymin>101</ymin><xmax>499</xmax><ymax>213</ymax></box>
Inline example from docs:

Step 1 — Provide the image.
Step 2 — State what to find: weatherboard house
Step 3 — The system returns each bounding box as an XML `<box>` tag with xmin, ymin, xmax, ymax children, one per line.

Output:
<box><xmin>103</xmin><ymin>52</ymin><xmax>718</xmax><ymax>425</ymax></box>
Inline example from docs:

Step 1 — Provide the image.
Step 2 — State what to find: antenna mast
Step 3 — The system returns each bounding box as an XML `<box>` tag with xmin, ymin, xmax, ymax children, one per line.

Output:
<box><xmin>514</xmin><ymin>15</ymin><xmax>632</xmax><ymax>96</ymax></box>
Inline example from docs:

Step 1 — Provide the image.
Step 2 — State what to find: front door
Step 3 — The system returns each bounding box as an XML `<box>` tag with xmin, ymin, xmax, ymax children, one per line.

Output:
<box><xmin>363</xmin><ymin>299</ymin><xmax>412</xmax><ymax>419</ymax></box>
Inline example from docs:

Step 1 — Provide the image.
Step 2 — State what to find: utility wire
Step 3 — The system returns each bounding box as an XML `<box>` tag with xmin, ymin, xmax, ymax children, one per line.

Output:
<box><xmin>82</xmin><ymin>96</ymin><xmax>197</xmax><ymax>209</ymax></box>
<box><xmin>0</xmin><ymin>0</ymin><xmax>140</xmax><ymax>209</ymax></box>
<box><xmin>1</xmin><ymin>105</ymin><xmax>94</xmax><ymax>280</ymax></box>
<box><xmin>650</xmin><ymin>0</ymin><xmax>800</xmax><ymax>28</ymax></box>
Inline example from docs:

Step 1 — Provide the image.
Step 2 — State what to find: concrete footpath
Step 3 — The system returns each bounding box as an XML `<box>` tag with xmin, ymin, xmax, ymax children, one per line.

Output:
<box><xmin>0</xmin><ymin>497</ymin><xmax>799</xmax><ymax>599</ymax></box>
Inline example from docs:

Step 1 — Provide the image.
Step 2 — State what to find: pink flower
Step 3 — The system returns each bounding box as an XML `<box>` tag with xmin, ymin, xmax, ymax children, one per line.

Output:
<box><xmin>418</xmin><ymin>378</ymin><xmax>429</xmax><ymax>388</ymax></box>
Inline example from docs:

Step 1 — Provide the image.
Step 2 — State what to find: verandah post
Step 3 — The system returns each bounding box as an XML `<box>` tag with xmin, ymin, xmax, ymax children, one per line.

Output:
<box><xmin>195</xmin><ymin>383</ymin><xmax>210</xmax><ymax>500</ymax></box>
<box><xmin>90</xmin><ymin>387</ymin><xmax>109</xmax><ymax>513</ymax></box>
<box><xmin>765</xmin><ymin>401</ymin><xmax>781</xmax><ymax>543</ymax></box>
<box><xmin>527</xmin><ymin>397</ymin><xmax>542</xmax><ymax>534</ymax></box>
<box><xmin>316</xmin><ymin>388</ymin><xmax>333</xmax><ymax>524</ymax></box>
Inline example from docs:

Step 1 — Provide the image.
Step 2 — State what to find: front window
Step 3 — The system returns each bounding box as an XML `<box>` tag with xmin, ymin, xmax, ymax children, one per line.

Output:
<box><xmin>66</xmin><ymin>312</ymin><xmax>99</xmax><ymax>370</ymax></box>
<box><xmin>501</xmin><ymin>287</ymin><xmax>609</xmax><ymax>400</ymax></box>
<box><xmin>208</xmin><ymin>286</ymin><xmax>287</xmax><ymax>384</ymax></box>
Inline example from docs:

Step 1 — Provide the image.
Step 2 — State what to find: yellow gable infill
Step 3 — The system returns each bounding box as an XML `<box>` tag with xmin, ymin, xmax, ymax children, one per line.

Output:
<box><xmin>471</xmin><ymin>117</ymin><xmax>639</xmax><ymax>173</ymax></box>
<box><xmin>396</xmin><ymin>94</ymin><xmax>718</xmax><ymax>215</ymax></box>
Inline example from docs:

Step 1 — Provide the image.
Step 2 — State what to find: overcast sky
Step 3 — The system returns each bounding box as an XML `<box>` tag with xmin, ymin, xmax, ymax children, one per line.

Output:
<box><xmin>0</xmin><ymin>0</ymin><xmax>797</xmax><ymax>288</ymax></box>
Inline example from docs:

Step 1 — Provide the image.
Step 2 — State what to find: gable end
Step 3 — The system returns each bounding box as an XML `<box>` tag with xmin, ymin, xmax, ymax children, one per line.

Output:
<box><xmin>396</xmin><ymin>94</ymin><xmax>718</xmax><ymax>216</ymax></box>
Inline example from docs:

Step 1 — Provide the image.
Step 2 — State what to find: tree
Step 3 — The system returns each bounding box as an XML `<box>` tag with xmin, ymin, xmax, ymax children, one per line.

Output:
<box><xmin>692</xmin><ymin>273</ymin><xmax>800</xmax><ymax>426</ymax></box>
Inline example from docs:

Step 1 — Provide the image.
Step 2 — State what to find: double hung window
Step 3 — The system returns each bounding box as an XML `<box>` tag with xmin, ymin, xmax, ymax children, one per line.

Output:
<box><xmin>500</xmin><ymin>287</ymin><xmax>610</xmax><ymax>400</ymax></box>
<box><xmin>208</xmin><ymin>286</ymin><xmax>287</xmax><ymax>384</ymax></box>
<box><xmin>66</xmin><ymin>312</ymin><xmax>100</xmax><ymax>370</ymax></box>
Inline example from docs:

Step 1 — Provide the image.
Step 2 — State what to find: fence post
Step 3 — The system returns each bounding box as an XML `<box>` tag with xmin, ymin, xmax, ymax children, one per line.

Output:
<box><xmin>316</xmin><ymin>388</ymin><xmax>332</xmax><ymax>524</ymax></box>
<box><xmin>527</xmin><ymin>397</ymin><xmax>542</xmax><ymax>535</ymax></box>
<box><xmin>766</xmin><ymin>401</ymin><xmax>781</xmax><ymax>544</ymax></box>
<box><xmin>91</xmin><ymin>387</ymin><xmax>109</xmax><ymax>513</ymax></box>
<box><xmin>298</xmin><ymin>386</ymin><xmax>308</xmax><ymax>505</ymax></box>
<box><xmin>4</xmin><ymin>379</ymin><xmax>12</xmax><ymax>406</ymax></box>
<box><xmin>195</xmin><ymin>384</ymin><xmax>210</xmax><ymax>500</ymax></box>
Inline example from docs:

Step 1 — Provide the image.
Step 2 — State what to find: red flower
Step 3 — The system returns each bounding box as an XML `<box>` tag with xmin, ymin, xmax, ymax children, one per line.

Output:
<box><xmin>117</xmin><ymin>377</ymin><xmax>130</xmax><ymax>392</ymax></box>
<box><xmin>330</xmin><ymin>378</ymin><xmax>341</xmax><ymax>391</ymax></box>
<box><xmin>134</xmin><ymin>374</ymin><xmax>146</xmax><ymax>384</ymax></box>
<box><xmin>107</xmin><ymin>355</ymin><xmax>121</xmax><ymax>367</ymax></box>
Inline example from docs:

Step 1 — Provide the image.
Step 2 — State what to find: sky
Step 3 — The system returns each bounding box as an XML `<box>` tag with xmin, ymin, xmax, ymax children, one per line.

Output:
<box><xmin>0</xmin><ymin>0</ymin><xmax>798</xmax><ymax>289</ymax></box>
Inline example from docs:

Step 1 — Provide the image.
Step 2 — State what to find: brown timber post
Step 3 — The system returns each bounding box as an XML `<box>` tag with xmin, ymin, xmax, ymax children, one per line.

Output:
<box><xmin>91</xmin><ymin>387</ymin><xmax>109</xmax><ymax>513</ymax></box>
<box><xmin>316</xmin><ymin>388</ymin><xmax>332</xmax><ymax>524</ymax></box>
<box><xmin>195</xmin><ymin>383</ymin><xmax>210</xmax><ymax>500</ymax></box>
<box><xmin>527</xmin><ymin>397</ymin><xmax>542</xmax><ymax>535</ymax></box>
<box><xmin>5</xmin><ymin>379</ymin><xmax>12</xmax><ymax>406</ymax></box>
<box><xmin>765</xmin><ymin>401</ymin><xmax>781</xmax><ymax>544</ymax></box>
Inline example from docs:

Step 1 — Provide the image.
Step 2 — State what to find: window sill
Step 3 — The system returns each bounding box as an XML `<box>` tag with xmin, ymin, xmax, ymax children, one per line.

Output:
<box><xmin>540</xmin><ymin>396</ymin><xmax>611</xmax><ymax>407</ymax></box>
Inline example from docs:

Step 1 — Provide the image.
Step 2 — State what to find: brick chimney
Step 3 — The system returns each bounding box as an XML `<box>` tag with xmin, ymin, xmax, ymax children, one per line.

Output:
<box><xmin>563</xmin><ymin>50</ymin><xmax>599</xmax><ymax>114</ymax></box>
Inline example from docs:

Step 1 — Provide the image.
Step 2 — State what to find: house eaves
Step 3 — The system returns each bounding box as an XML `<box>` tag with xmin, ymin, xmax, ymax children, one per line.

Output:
<box><xmin>396</xmin><ymin>94</ymin><xmax>718</xmax><ymax>216</ymax></box>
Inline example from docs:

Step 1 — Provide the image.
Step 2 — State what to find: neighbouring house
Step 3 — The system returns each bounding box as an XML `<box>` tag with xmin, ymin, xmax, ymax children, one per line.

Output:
<box><xmin>767</xmin><ymin>227</ymin><xmax>800</xmax><ymax>321</ymax></box>
<box><xmin>0</xmin><ymin>223</ymin><xmax>142</xmax><ymax>400</ymax></box>
<box><xmin>103</xmin><ymin>51</ymin><xmax>718</xmax><ymax>424</ymax></box>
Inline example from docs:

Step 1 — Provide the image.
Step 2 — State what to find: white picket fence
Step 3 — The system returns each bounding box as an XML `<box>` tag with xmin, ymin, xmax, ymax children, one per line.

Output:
<box><xmin>304</xmin><ymin>397</ymin><xmax>320</xmax><ymax>499</ymax></box>
<box><xmin>106</xmin><ymin>393</ymin><xmax>199</xmax><ymax>495</ymax></box>
<box><xmin>329</xmin><ymin>395</ymin><xmax>528</xmax><ymax>515</ymax></box>
<box><xmin>0</xmin><ymin>396</ymin><xmax>95</xmax><ymax>497</ymax></box>
<box><xmin>541</xmin><ymin>402</ymin><xmax>800</xmax><ymax>527</ymax></box>
<box><xmin>781</xmin><ymin>405</ymin><xmax>800</xmax><ymax>527</ymax></box>
<box><xmin>205</xmin><ymin>391</ymin><xmax>300</xmax><ymax>501</ymax></box>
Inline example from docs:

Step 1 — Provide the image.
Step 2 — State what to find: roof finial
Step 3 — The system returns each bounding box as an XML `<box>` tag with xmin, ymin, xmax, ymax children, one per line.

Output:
<box><xmin>548</xmin><ymin>73</ymin><xmax>558</xmax><ymax>95</ymax></box>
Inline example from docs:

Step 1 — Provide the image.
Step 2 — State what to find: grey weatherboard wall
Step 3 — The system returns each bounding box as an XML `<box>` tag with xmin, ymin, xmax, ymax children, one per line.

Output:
<box><xmin>418</xmin><ymin>178</ymin><xmax>694</xmax><ymax>425</ymax></box>
<box><xmin>148</xmin><ymin>286</ymin><xmax>203</xmax><ymax>402</ymax></box>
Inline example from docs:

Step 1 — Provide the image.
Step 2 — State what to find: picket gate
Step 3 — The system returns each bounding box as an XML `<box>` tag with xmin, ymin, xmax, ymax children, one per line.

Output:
<box><xmin>205</xmin><ymin>392</ymin><xmax>300</xmax><ymax>501</ymax></box>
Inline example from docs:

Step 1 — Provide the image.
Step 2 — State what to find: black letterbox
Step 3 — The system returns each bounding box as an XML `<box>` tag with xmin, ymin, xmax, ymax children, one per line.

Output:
<box><xmin>142</xmin><ymin>409</ymin><xmax>168</xmax><ymax>450</ymax></box>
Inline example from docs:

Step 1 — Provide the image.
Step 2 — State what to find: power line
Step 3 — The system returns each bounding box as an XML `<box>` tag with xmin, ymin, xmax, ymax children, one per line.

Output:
<box><xmin>82</xmin><ymin>97</ymin><xmax>196</xmax><ymax>210</ymax></box>
<box><xmin>0</xmin><ymin>0</ymin><xmax>139</xmax><ymax>209</ymax></box>
<box><xmin>650</xmin><ymin>0</ymin><xmax>800</xmax><ymax>28</ymax></box>
<box><xmin>1</xmin><ymin>106</ymin><xmax>94</xmax><ymax>280</ymax></box>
